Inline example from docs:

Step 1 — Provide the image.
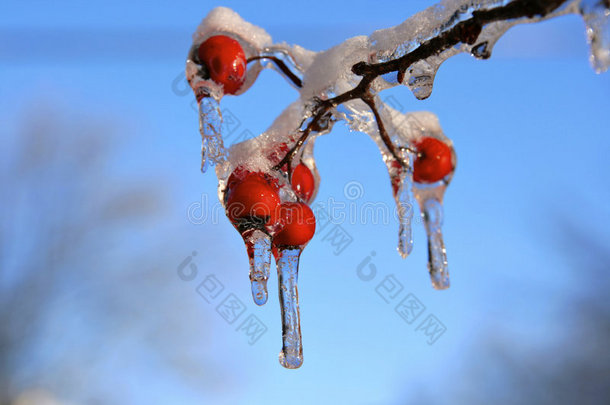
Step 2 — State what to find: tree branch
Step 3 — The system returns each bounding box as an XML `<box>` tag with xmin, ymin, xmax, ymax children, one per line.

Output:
<box><xmin>273</xmin><ymin>0</ymin><xmax>573</xmax><ymax>171</ymax></box>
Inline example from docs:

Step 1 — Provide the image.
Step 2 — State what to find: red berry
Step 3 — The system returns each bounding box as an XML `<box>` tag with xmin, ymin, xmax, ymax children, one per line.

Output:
<box><xmin>413</xmin><ymin>137</ymin><xmax>454</xmax><ymax>183</ymax></box>
<box><xmin>226</xmin><ymin>167</ymin><xmax>278</xmax><ymax>196</ymax></box>
<box><xmin>226</xmin><ymin>173</ymin><xmax>280</xmax><ymax>230</ymax></box>
<box><xmin>273</xmin><ymin>202</ymin><xmax>316</xmax><ymax>248</ymax></box>
<box><xmin>291</xmin><ymin>163</ymin><xmax>315</xmax><ymax>203</ymax></box>
<box><xmin>225</xmin><ymin>166</ymin><xmax>247</xmax><ymax>193</ymax></box>
<box><xmin>198</xmin><ymin>35</ymin><xmax>246</xmax><ymax>95</ymax></box>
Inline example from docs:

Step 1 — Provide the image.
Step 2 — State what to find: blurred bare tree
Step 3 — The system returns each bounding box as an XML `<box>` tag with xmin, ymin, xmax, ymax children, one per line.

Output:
<box><xmin>0</xmin><ymin>104</ymin><xmax>231</xmax><ymax>404</ymax></box>
<box><xmin>400</xmin><ymin>211</ymin><xmax>610</xmax><ymax>405</ymax></box>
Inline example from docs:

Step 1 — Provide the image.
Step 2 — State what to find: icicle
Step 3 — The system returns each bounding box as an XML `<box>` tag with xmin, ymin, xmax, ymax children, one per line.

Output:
<box><xmin>471</xmin><ymin>41</ymin><xmax>491</xmax><ymax>59</ymax></box>
<box><xmin>388</xmin><ymin>150</ymin><xmax>416</xmax><ymax>258</ymax></box>
<box><xmin>243</xmin><ymin>229</ymin><xmax>272</xmax><ymax>306</ymax></box>
<box><xmin>580</xmin><ymin>0</ymin><xmax>610</xmax><ymax>73</ymax></box>
<box><xmin>200</xmin><ymin>137</ymin><xmax>210</xmax><ymax>173</ymax></box>
<box><xmin>397</xmin><ymin>184</ymin><xmax>415</xmax><ymax>257</ymax></box>
<box><xmin>275</xmin><ymin>248</ymin><xmax>303</xmax><ymax>369</ymax></box>
<box><xmin>198</xmin><ymin>96</ymin><xmax>227</xmax><ymax>172</ymax></box>
<box><xmin>420</xmin><ymin>198</ymin><xmax>449</xmax><ymax>290</ymax></box>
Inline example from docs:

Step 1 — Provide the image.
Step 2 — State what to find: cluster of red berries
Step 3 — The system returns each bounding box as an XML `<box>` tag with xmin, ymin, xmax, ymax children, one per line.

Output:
<box><xmin>196</xmin><ymin>35</ymin><xmax>317</xmax><ymax>246</ymax></box>
<box><xmin>224</xmin><ymin>165</ymin><xmax>317</xmax><ymax>249</ymax></box>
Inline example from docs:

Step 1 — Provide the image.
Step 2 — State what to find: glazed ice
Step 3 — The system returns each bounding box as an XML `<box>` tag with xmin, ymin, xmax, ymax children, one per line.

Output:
<box><xmin>184</xmin><ymin>0</ymin><xmax>609</xmax><ymax>368</ymax></box>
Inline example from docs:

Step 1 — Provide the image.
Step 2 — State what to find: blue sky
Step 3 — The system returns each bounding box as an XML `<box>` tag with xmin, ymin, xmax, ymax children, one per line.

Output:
<box><xmin>2</xmin><ymin>1</ymin><xmax>609</xmax><ymax>404</ymax></box>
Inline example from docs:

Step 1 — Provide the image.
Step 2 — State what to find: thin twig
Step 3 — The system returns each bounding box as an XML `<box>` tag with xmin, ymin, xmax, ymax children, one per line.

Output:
<box><xmin>272</xmin><ymin>101</ymin><xmax>332</xmax><ymax>173</ymax></box>
<box><xmin>360</xmin><ymin>95</ymin><xmax>405</xmax><ymax>167</ymax></box>
<box><xmin>247</xmin><ymin>56</ymin><xmax>303</xmax><ymax>88</ymax></box>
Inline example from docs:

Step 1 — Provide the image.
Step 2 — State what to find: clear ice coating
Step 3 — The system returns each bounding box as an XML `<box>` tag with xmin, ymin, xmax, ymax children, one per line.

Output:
<box><xmin>406</xmin><ymin>60</ymin><xmax>437</xmax><ymax>100</ymax></box>
<box><xmin>243</xmin><ymin>229</ymin><xmax>272</xmax><ymax>306</ymax></box>
<box><xmin>186</xmin><ymin>0</ymin><xmax>609</xmax><ymax>368</ymax></box>
<box><xmin>275</xmin><ymin>248</ymin><xmax>303</xmax><ymax>369</ymax></box>
<box><xmin>198</xmin><ymin>97</ymin><xmax>227</xmax><ymax>173</ymax></box>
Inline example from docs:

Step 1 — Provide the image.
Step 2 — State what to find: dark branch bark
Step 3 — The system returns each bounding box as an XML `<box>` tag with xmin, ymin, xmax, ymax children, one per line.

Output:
<box><xmin>352</xmin><ymin>0</ymin><xmax>567</xmax><ymax>79</ymax></box>
<box><xmin>274</xmin><ymin>0</ymin><xmax>571</xmax><ymax>172</ymax></box>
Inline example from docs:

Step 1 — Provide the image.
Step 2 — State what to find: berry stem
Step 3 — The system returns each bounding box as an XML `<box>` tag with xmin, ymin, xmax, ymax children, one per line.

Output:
<box><xmin>360</xmin><ymin>94</ymin><xmax>406</xmax><ymax>168</ymax></box>
<box><xmin>247</xmin><ymin>55</ymin><xmax>303</xmax><ymax>88</ymax></box>
<box><xmin>272</xmin><ymin>101</ymin><xmax>332</xmax><ymax>174</ymax></box>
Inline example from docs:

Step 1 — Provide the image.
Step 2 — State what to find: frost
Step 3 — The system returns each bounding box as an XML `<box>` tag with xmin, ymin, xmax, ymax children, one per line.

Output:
<box><xmin>302</xmin><ymin>36</ymin><xmax>370</xmax><ymax>99</ymax></box>
<box><xmin>192</xmin><ymin>6</ymin><xmax>272</xmax><ymax>49</ymax></box>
